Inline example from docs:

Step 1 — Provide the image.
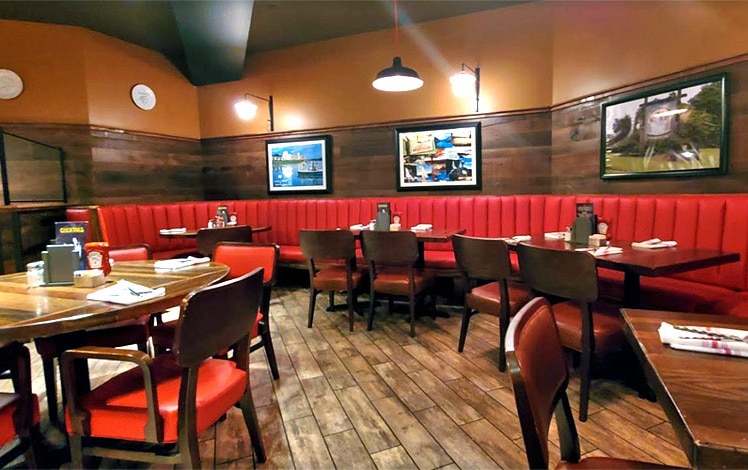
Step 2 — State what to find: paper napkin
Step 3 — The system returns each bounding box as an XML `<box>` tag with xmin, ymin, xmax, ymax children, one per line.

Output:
<box><xmin>159</xmin><ymin>227</ymin><xmax>187</xmax><ymax>234</ymax></box>
<box><xmin>544</xmin><ymin>232</ymin><xmax>566</xmax><ymax>240</ymax></box>
<box><xmin>591</xmin><ymin>246</ymin><xmax>623</xmax><ymax>256</ymax></box>
<box><xmin>631</xmin><ymin>238</ymin><xmax>678</xmax><ymax>249</ymax></box>
<box><xmin>153</xmin><ymin>256</ymin><xmax>210</xmax><ymax>270</ymax></box>
<box><xmin>658</xmin><ymin>321</ymin><xmax>748</xmax><ymax>358</ymax></box>
<box><xmin>86</xmin><ymin>279</ymin><xmax>165</xmax><ymax>305</ymax></box>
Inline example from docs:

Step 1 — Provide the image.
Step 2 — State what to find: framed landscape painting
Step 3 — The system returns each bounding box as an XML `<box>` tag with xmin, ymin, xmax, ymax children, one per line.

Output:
<box><xmin>266</xmin><ymin>135</ymin><xmax>332</xmax><ymax>194</ymax></box>
<box><xmin>600</xmin><ymin>73</ymin><xmax>728</xmax><ymax>179</ymax></box>
<box><xmin>395</xmin><ymin>121</ymin><xmax>481</xmax><ymax>191</ymax></box>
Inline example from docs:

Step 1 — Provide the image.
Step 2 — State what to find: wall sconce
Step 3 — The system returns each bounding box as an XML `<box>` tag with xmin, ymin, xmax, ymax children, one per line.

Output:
<box><xmin>450</xmin><ymin>64</ymin><xmax>480</xmax><ymax>112</ymax></box>
<box><xmin>234</xmin><ymin>93</ymin><xmax>274</xmax><ymax>131</ymax></box>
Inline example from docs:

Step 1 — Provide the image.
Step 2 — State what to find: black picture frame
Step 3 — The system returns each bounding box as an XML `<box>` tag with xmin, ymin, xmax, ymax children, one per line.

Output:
<box><xmin>395</xmin><ymin>121</ymin><xmax>481</xmax><ymax>191</ymax></box>
<box><xmin>266</xmin><ymin>135</ymin><xmax>332</xmax><ymax>194</ymax></box>
<box><xmin>600</xmin><ymin>73</ymin><xmax>728</xmax><ymax>180</ymax></box>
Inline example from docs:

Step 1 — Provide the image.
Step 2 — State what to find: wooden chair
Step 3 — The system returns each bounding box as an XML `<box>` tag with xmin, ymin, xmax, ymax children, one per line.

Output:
<box><xmin>61</xmin><ymin>268</ymin><xmax>267</xmax><ymax>468</ymax></box>
<box><xmin>516</xmin><ymin>243</ymin><xmax>626</xmax><ymax>422</ymax></box>
<box><xmin>34</xmin><ymin>242</ymin><xmax>154</xmax><ymax>425</ymax></box>
<box><xmin>362</xmin><ymin>230</ymin><xmax>436</xmax><ymax>337</ymax></box>
<box><xmin>196</xmin><ymin>225</ymin><xmax>253</xmax><ymax>257</ymax></box>
<box><xmin>151</xmin><ymin>242</ymin><xmax>280</xmax><ymax>380</ymax></box>
<box><xmin>299</xmin><ymin>229</ymin><xmax>367</xmax><ymax>332</ymax></box>
<box><xmin>0</xmin><ymin>342</ymin><xmax>41</xmax><ymax>468</ymax></box>
<box><xmin>506</xmin><ymin>297</ymin><xmax>679</xmax><ymax>469</ymax></box>
<box><xmin>452</xmin><ymin>234</ymin><xmax>533</xmax><ymax>371</ymax></box>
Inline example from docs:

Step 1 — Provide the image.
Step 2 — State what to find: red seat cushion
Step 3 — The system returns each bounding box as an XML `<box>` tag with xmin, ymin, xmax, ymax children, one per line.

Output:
<box><xmin>423</xmin><ymin>250</ymin><xmax>456</xmax><ymax>270</ymax></box>
<box><xmin>279</xmin><ymin>245</ymin><xmax>305</xmax><ymax>264</ymax></box>
<box><xmin>372</xmin><ymin>268</ymin><xmax>436</xmax><ymax>296</ymax></box>
<box><xmin>711</xmin><ymin>292</ymin><xmax>748</xmax><ymax>318</ymax></box>
<box><xmin>65</xmin><ymin>355</ymin><xmax>246</xmax><ymax>443</ymax></box>
<box><xmin>0</xmin><ymin>393</ymin><xmax>40</xmax><ymax>446</ymax></box>
<box><xmin>551</xmin><ymin>300</ymin><xmax>626</xmax><ymax>354</ymax></box>
<box><xmin>466</xmin><ymin>281</ymin><xmax>534</xmax><ymax>316</ymax></box>
<box><xmin>313</xmin><ymin>265</ymin><xmax>366</xmax><ymax>291</ymax></box>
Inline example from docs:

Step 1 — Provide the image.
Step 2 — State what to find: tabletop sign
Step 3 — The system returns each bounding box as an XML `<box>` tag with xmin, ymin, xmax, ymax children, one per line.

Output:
<box><xmin>216</xmin><ymin>205</ymin><xmax>230</xmax><ymax>225</ymax></box>
<box><xmin>375</xmin><ymin>202</ymin><xmax>391</xmax><ymax>231</ymax></box>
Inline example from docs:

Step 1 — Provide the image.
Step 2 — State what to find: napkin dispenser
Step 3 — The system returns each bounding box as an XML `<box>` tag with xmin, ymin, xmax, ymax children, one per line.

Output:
<box><xmin>571</xmin><ymin>217</ymin><xmax>593</xmax><ymax>244</ymax></box>
<box><xmin>42</xmin><ymin>244</ymin><xmax>80</xmax><ymax>285</ymax></box>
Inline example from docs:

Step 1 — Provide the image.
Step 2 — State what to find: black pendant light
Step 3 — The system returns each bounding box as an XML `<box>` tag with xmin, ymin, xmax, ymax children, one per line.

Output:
<box><xmin>372</xmin><ymin>0</ymin><xmax>423</xmax><ymax>92</ymax></box>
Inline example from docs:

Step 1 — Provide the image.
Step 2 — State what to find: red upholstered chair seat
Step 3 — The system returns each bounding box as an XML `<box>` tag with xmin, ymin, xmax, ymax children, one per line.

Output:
<box><xmin>371</xmin><ymin>268</ymin><xmax>436</xmax><ymax>296</ymax></box>
<box><xmin>278</xmin><ymin>245</ymin><xmax>305</xmax><ymax>265</ymax></box>
<box><xmin>550</xmin><ymin>300</ymin><xmax>626</xmax><ymax>354</ymax></box>
<box><xmin>0</xmin><ymin>393</ymin><xmax>40</xmax><ymax>446</ymax></box>
<box><xmin>423</xmin><ymin>251</ymin><xmax>456</xmax><ymax>270</ymax></box>
<box><xmin>467</xmin><ymin>281</ymin><xmax>534</xmax><ymax>316</ymax></box>
<box><xmin>313</xmin><ymin>265</ymin><xmax>366</xmax><ymax>291</ymax></box>
<box><xmin>65</xmin><ymin>355</ymin><xmax>245</xmax><ymax>443</ymax></box>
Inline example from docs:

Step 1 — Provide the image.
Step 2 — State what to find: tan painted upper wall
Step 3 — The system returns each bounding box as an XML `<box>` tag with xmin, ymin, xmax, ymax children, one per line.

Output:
<box><xmin>0</xmin><ymin>20</ymin><xmax>89</xmax><ymax>124</ymax></box>
<box><xmin>198</xmin><ymin>3</ymin><xmax>554</xmax><ymax>138</ymax></box>
<box><xmin>0</xmin><ymin>20</ymin><xmax>200</xmax><ymax>138</ymax></box>
<box><xmin>83</xmin><ymin>31</ymin><xmax>200</xmax><ymax>138</ymax></box>
<box><xmin>551</xmin><ymin>1</ymin><xmax>748</xmax><ymax>104</ymax></box>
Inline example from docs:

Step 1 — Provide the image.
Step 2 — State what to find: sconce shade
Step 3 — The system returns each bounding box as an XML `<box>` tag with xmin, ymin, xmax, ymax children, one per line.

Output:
<box><xmin>234</xmin><ymin>98</ymin><xmax>258</xmax><ymax>120</ymax></box>
<box><xmin>372</xmin><ymin>56</ymin><xmax>423</xmax><ymax>92</ymax></box>
<box><xmin>450</xmin><ymin>70</ymin><xmax>476</xmax><ymax>97</ymax></box>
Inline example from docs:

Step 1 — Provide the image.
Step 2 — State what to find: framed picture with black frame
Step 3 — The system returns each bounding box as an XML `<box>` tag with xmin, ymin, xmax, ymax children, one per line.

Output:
<box><xmin>600</xmin><ymin>73</ymin><xmax>728</xmax><ymax>180</ymax></box>
<box><xmin>395</xmin><ymin>121</ymin><xmax>481</xmax><ymax>191</ymax></box>
<box><xmin>266</xmin><ymin>135</ymin><xmax>332</xmax><ymax>194</ymax></box>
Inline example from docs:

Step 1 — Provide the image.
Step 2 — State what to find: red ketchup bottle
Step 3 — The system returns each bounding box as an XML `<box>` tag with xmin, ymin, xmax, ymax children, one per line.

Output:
<box><xmin>85</xmin><ymin>242</ymin><xmax>111</xmax><ymax>276</ymax></box>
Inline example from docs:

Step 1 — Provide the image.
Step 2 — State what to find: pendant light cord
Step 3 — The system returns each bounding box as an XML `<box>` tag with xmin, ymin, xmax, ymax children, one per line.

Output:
<box><xmin>394</xmin><ymin>0</ymin><xmax>399</xmax><ymax>56</ymax></box>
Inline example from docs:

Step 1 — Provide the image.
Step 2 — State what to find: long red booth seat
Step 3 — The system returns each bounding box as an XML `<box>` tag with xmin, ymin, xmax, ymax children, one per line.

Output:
<box><xmin>67</xmin><ymin>194</ymin><xmax>748</xmax><ymax>313</ymax></box>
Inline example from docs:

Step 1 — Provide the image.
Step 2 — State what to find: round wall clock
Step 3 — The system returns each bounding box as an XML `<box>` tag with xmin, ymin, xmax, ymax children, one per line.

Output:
<box><xmin>0</xmin><ymin>69</ymin><xmax>24</xmax><ymax>100</ymax></box>
<box><xmin>130</xmin><ymin>83</ymin><xmax>156</xmax><ymax>110</ymax></box>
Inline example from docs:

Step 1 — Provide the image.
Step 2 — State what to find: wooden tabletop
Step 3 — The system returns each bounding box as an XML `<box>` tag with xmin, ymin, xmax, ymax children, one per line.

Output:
<box><xmin>158</xmin><ymin>225</ymin><xmax>272</xmax><ymax>239</ymax></box>
<box><xmin>0</xmin><ymin>261</ymin><xmax>229</xmax><ymax>343</ymax></box>
<box><xmin>352</xmin><ymin>228</ymin><xmax>466</xmax><ymax>242</ymax></box>
<box><xmin>621</xmin><ymin>308</ymin><xmax>748</xmax><ymax>468</ymax></box>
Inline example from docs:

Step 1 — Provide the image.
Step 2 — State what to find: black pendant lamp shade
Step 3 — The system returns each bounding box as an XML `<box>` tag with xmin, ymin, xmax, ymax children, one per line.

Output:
<box><xmin>372</xmin><ymin>56</ymin><xmax>423</xmax><ymax>92</ymax></box>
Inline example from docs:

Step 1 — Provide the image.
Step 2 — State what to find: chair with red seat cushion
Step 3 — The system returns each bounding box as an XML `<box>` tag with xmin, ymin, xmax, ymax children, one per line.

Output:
<box><xmin>197</xmin><ymin>225</ymin><xmax>253</xmax><ymax>257</ymax></box>
<box><xmin>299</xmin><ymin>229</ymin><xmax>367</xmax><ymax>332</ymax></box>
<box><xmin>362</xmin><ymin>230</ymin><xmax>436</xmax><ymax>337</ymax></box>
<box><xmin>516</xmin><ymin>243</ymin><xmax>627</xmax><ymax>422</ymax></box>
<box><xmin>61</xmin><ymin>268</ymin><xmax>267</xmax><ymax>468</ymax></box>
<box><xmin>151</xmin><ymin>242</ymin><xmax>280</xmax><ymax>380</ymax></box>
<box><xmin>506</xmin><ymin>297</ymin><xmax>681</xmax><ymax>469</ymax></box>
<box><xmin>452</xmin><ymin>234</ymin><xmax>533</xmax><ymax>371</ymax></box>
<box><xmin>34</xmin><ymin>243</ymin><xmax>154</xmax><ymax>425</ymax></box>
<box><xmin>0</xmin><ymin>342</ymin><xmax>41</xmax><ymax>468</ymax></box>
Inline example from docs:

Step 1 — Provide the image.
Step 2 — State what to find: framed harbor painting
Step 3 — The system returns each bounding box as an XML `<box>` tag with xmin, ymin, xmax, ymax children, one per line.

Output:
<box><xmin>395</xmin><ymin>121</ymin><xmax>481</xmax><ymax>191</ymax></box>
<box><xmin>600</xmin><ymin>73</ymin><xmax>728</xmax><ymax>179</ymax></box>
<box><xmin>266</xmin><ymin>135</ymin><xmax>332</xmax><ymax>194</ymax></box>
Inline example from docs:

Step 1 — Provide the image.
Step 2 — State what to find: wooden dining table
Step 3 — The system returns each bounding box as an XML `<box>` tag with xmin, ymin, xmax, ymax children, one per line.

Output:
<box><xmin>0</xmin><ymin>260</ymin><xmax>229</xmax><ymax>344</ymax></box>
<box><xmin>621</xmin><ymin>308</ymin><xmax>748</xmax><ymax>468</ymax></box>
<box><xmin>519</xmin><ymin>235</ymin><xmax>740</xmax><ymax>307</ymax></box>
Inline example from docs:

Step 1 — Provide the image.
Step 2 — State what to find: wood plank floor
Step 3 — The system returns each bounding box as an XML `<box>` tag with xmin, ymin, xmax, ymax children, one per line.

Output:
<box><xmin>2</xmin><ymin>284</ymin><xmax>691</xmax><ymax>469</ymax></box>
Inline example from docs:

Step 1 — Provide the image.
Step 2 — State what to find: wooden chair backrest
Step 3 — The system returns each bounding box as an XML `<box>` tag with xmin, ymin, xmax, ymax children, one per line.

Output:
<box><xmin>173</xmin><ymin>267</ymin><xmax>263</xmax><ymax>367</ymax></box>
<box><xmin>299</xmin><ymin>229</ymin><xmax>356</xmax><ymax>261</ymax></box>
<box><xmin>506</xmin><ymin>297</ymin><xmax>580</xmax><ymax>469</ymax></box>
<box><xmin>452</xmin><ymin>234</ymin><xmax>512</xmax><ymax>281</ymax></box>
<box><xmin>362</xmin><ymin>230</ymin><xmax>418</xmax><ymax>266</ymax></box>
<box><xmin>196</xmin><ymin>225</ymin><xmax>253</xmax><ymax>258</ymax></box>
<box><xmin>516</xmin><ymin>243</ymin><xmax>598</xmax><ymax>302</ymax></box>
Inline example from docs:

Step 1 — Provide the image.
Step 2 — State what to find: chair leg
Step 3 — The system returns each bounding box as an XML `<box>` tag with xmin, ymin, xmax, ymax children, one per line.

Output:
<box><xmin>408</xmin><ymin>292</ymin><xmax>416</xmax><ymax>338</ymax></box>
<box><xmin>41</xmin><ymin>358</ymin><xmax>59</xmax><ymax>425</ymax></box>
<box><xmin>346</xmin><ymin>289</ymin><xmax>355</xmax><ymax>332</ymax></box>
<box><xmin>458</xmin><ymin>306</ymin><xmax>472</xmax><ymax>352</ymax></box>
<box><xmin>578</xmin><ymin>348</ymin><xmax>592</xmax><ymax>422</ymax></box>
<box><xmin>498</xmin><ymin>305</ymin><xmax>509</xmax><ymax>373</ymax></box>
<box><xmin>261</xmin><ymin>325</ymin><xmax>280</xmax><ymax>380</ymax></box>
<box><xmin>180</xmin><ymin>424</ymin><xmax>201</xmax><ymax>469</ymax></box>
<box><xmin>328</xmin><ymin>290</ymin><xmax>335</xmax><ymax>309</ymax></box>
<box><xmin>367</xmin><ymin>287</ymin><xmax>377</xmax><ymax>331</ymax></box>
<box><xmin>239</xmin><ymin>390</ymin><xmax>267</xmax><ymax>463</ymax></box>
<box><xmin>307</xmin><ymin>288</ymin><xmax>318</xmax><ymax>328</ymax></box>
<box><xmin>68</xmin><ymin>434</ymin><xmax>84</xmax><ymax>469</ymax></box>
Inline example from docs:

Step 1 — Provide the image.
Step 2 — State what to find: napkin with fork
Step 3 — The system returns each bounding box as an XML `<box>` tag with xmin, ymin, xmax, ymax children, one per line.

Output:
<box><xmin>658</xmin><ymin>321</ymin><xmax>748</xmax><ymax>357</ymax></box>
<box><xmin>631</xmin><ymin>238</ymin><xmax>678</xmax><ymax>249</ymax></box>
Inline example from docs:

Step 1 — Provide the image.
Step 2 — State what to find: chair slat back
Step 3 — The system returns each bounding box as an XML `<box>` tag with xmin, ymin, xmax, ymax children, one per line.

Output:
<box><xmin>452</xmin><ymin>234</ymin><xmax>512</xmax><ymax>280</ymax></box>
<box><xmin>173</xmin><ymin>268</ymin><xmax>263</xmax><ymax>367</ymax></box>
<box><xmin>516</xmin><ymin>244</ymin><xmax>598</xmax><ymax>302</ymax></box>
<box><xmin>362</xmin><ymin>231</ymin><xmax>419</xmax><ymax>266</ymax></box>
<box><xmin>506</xmin><ymin>296</ymin><xmax>577</xmax><ymax>469</ymax></box>
<box><xmin>299</xmin><ymin>230</ymin><xmax>356</xmax><ymax>261</ymax></box>
<box><xmin>214</xmin><ymin>242</ymin><xmax>279</xmax><ymax>284</ymax></box>
<box><xmin>197</xmin><ymin>225</ymin><xmax>253</xmax><ymax>258</ymax></box>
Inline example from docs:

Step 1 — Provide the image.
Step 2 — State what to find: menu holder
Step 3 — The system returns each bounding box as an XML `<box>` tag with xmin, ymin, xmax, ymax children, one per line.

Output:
<box><xmin>375</xmin><ymin>202</ymin><xmax>391</xmax><ymax>231</ymax></box>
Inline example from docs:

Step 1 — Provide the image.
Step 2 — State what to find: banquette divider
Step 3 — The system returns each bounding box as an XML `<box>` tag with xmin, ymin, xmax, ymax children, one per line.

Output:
<box><xmin>67</xmin><ymin>194</ymin><xmax>748</xmax><ymax>315</ymax></box>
